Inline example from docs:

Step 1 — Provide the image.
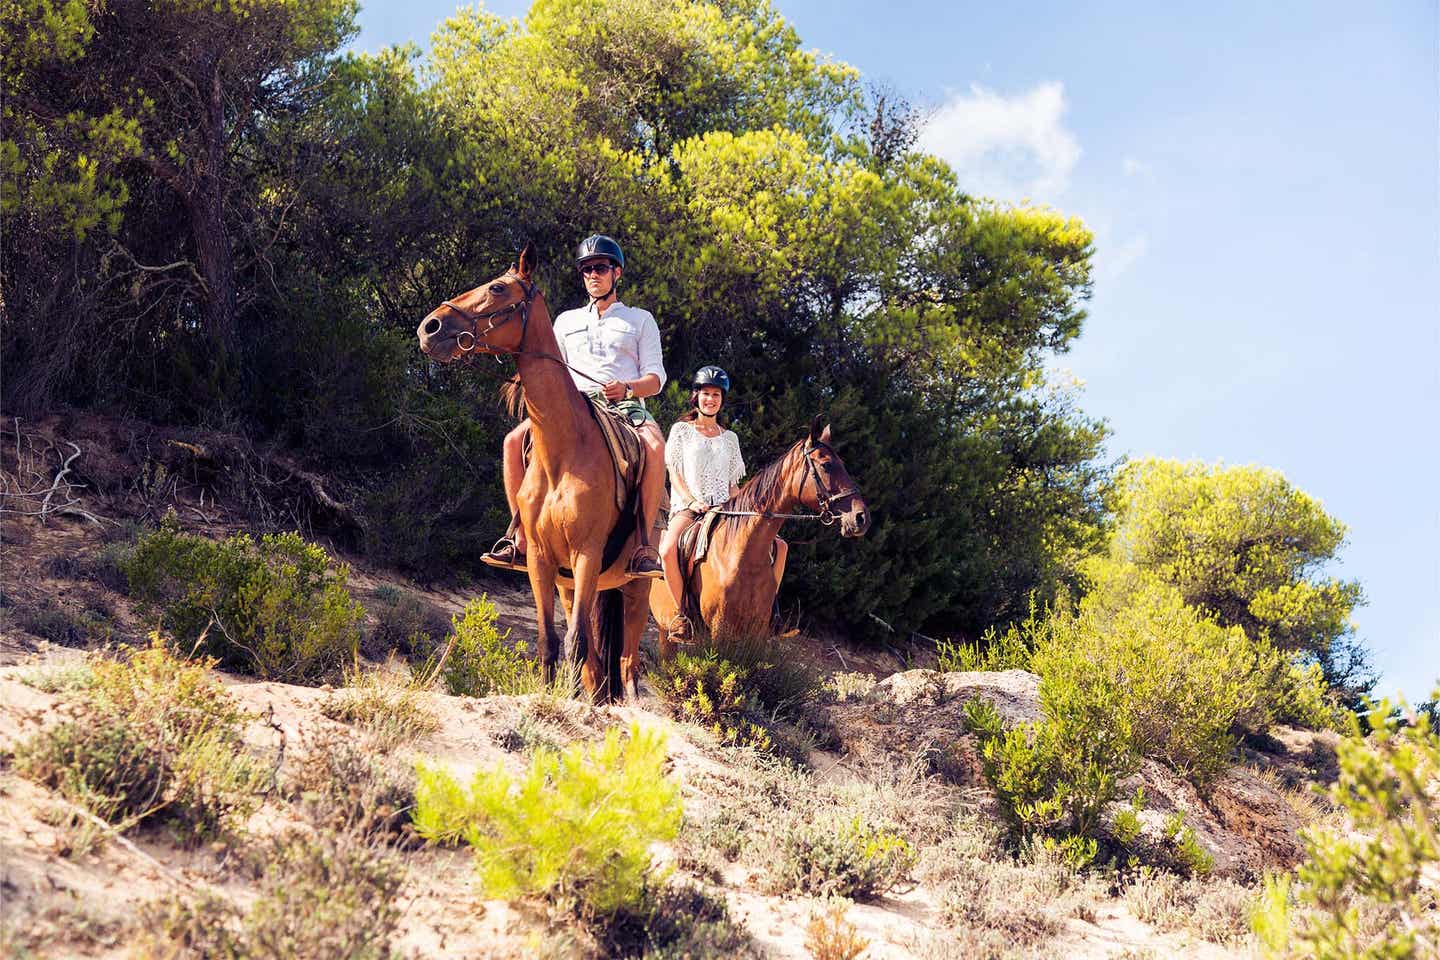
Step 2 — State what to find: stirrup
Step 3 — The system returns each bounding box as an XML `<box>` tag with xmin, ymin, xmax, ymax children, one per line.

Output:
<box><xmin>668</xmin><ymin>612</ymin><xmax>695</xmax><ymax>645</ymax></box>
<box><xmin>626</xmin><ymin>545</ymin><xmax>664</xmax><ymax>579</ymax></box>
<box><xmin>481</xmin><ymin>536</ymin><xmax>527</xmax><ymax>571</ymax></box>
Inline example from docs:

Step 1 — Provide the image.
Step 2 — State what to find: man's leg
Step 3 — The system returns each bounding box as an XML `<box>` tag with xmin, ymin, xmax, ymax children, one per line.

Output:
<box><xmin>482</xmin><ymin>420</ymin><xmax>530</xmax><ymax>568</ymax></box>
<box><xmin>626</xmin><ymin>422</ymin><xmax>665</xmax><ymax>577</ymax></box>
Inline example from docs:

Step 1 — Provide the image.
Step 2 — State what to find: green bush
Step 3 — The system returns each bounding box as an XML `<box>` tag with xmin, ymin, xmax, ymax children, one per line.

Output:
<box><xmin>963</xmin><ymin>696</ymin><xmax>1134</xmax><ymax>847</ymax></box>
<box><xmin>14</xmin><ymin>640</ymin><xmax>262</xmax><ymax>842</ymax></box>
<box><xmin>122</xmin><ymin>517</ymin><xmax>363</xmax><ymax>683</ymax></box>
<box><xmin>654</xmin><ymin>650</ymin><xmax>775</xmax><ymax>752</ymax></box>
<box><xmin>1038</xmin><ymin>566</ymin><xmax>1280</xmax><ymax>786</ymax></box>
<box><xmin>364</xmin><ymin>586</ymin><xmax>446</xmax><ymax>660</ymax></box>
<box><xmin>768</xmin><ymin>816</ymin><xmax>916</xmax><ymax>900</ymax></box>
<box><xmin>1252</xmin><ymin>695</ymin><xmax>1439</xmax><ymax>958</ymax></box>
<box><xmin>412</xmin><ymin>724</ymin><xmax>682</xmax><ymax>920</ymax></box>
<box><xmin>411</xmin><ymin>595</ymin><xmax>538</xmax><ymax>697</ymax></box>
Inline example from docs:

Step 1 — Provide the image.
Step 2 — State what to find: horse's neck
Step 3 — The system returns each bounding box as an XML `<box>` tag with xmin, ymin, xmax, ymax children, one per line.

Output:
<box><xmin>516</xmin><ymin>296</ymin><xmax>589</xmax><ymax>456</ymax></box>
<box><xmin>728</xmin><ymin>450</ymin><xmax>803</xmax><ymax>561</ymax></box>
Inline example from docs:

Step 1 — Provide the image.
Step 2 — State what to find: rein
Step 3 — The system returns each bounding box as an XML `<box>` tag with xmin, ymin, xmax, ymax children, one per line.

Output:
<box><xmin>711</xmin><ymin>441</ymin><xmax>859</xmax><ymax>525</ymax></box>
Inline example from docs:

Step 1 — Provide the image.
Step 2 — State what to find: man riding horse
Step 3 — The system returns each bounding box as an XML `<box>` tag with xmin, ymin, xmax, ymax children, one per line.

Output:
<box><xmin>483</xmin><ymin>234</ymin><xmax>667</xmax><ymax>579</ymax></box>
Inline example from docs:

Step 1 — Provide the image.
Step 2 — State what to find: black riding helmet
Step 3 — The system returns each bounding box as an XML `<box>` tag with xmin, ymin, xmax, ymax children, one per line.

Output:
<box><xmin>692</xmin><ymin>365</ymin><xmax>730</xmax><ymax>393</ymax></box>
<box><xmin>575</xmin><ymin>234</ymin><xmax>625</xmax><ymax>269</ymax></box>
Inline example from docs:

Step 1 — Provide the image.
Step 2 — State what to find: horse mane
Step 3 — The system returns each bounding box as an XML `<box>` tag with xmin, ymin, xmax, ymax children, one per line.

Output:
<box><xmin>501</xmin><ymin>377</ymin><xmax>525</xmax><ymax>420</ymax></box>
<box><xmin>724</xmin><ymin>440</ymin><xmax>804</xmax><ymax>514</ymax></box>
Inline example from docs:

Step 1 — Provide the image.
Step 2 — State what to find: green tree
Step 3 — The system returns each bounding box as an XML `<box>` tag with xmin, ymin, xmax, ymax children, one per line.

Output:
<box><xmin>1109</xmin><ymin>458</ymin><xmax>1369</xmax><ymax>697</ymax></box>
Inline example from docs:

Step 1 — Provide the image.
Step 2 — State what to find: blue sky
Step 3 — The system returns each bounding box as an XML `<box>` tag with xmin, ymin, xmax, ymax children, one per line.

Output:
<box><xmin>352</xmin><ymin>1</ymin><xmax>1439</xmax><ymax>700</ymax></box>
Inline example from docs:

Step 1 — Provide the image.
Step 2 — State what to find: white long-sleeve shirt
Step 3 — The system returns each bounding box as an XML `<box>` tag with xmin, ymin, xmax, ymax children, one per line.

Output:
<box><xmin>553</xmin><ymin>301</ymin><xmax>666</xmax><ymax>395</ymax></box>
<box><xmin>666</xmin><ymin>421</ymin><xmax>745</xmax><ymax>507</ymax></box>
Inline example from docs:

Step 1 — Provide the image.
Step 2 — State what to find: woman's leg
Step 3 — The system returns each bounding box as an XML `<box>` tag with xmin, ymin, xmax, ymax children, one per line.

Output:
<box><xmin>772</xmin><ymin>536</ymin><xmax>788</xmax><ymax>590</ymax></box>
<box><xmin>661</xmin><ymin>511</ymin><xmax>692</xmax><ymax>613</ymax></box>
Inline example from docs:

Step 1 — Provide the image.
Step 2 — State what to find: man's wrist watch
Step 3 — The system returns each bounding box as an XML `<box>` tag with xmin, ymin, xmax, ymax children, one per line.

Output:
<box><xmin>623</xmin><ymin>382</ymin><xmax>634</xmax><ymax>400</ymax></box>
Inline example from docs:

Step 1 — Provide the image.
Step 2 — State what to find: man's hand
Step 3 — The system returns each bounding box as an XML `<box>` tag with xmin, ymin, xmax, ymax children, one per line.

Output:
<box><xmin>601</xmin><ymin>380</ymin><xmax>628</xmax><ymax>401</ymax></box>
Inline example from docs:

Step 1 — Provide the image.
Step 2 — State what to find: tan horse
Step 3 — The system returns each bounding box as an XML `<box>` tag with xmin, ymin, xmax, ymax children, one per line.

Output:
<box><xmin>650</xmin><ymin>418</ymin><xmax>870</xmax><ymax>658</ymax></box>
<box><xmin>416</xmin><ymin>244</ymin><xmax>649</xmax><ymax>701</ymax></box>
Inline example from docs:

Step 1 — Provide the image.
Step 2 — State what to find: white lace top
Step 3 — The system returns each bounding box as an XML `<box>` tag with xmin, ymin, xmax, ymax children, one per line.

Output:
<box><xmin>665</xmin><ymin>421</ymin><xmax>745</xmax><ymax>508</ymax></box>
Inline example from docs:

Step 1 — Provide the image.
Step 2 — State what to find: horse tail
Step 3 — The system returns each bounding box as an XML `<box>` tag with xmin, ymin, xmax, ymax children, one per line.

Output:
<box><xmin>597</xmin><ymin>588</ymin><xmax>625</xmax><ymax>703</ymax></box>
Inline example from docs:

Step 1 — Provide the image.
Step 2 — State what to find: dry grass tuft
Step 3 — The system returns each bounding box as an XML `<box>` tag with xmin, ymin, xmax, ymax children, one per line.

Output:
<box><xmin>1124</xmin><ymin>868</ymin><xmax>1256</xmax><ymax>947</ymax></box>
<box><xmin>805</xmin><ymin>898</ymin><xmax>870</xmax><ymax>960</ymax></box>
<box><xmin>320</xmin><ymin>667</ymin><xmax>439</xmax><ymax>751</ymax></box>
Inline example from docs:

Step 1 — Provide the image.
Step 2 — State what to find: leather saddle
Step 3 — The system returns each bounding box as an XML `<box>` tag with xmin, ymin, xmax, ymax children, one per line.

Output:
<box><xmin>677</xmin><ymin>509</ymin><xmax>723</xmax><ymax>580</ymax></box>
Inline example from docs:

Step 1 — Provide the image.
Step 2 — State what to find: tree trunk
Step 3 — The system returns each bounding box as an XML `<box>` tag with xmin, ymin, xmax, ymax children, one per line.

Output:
<box><xmin>188</xmin><ymin>180</ymin><xmax>236</xmax><ymax>347</ymax></box>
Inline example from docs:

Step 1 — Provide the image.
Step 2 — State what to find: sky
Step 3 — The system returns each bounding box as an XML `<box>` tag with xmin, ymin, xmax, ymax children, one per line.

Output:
<box><xmin>351</xmin><ymin>0</ymin><xmax>1440</xmax><ymax>701</ymax></box>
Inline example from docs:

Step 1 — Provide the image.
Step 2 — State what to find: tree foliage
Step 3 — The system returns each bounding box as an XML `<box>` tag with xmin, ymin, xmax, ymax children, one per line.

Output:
<box><xmin>1109</xmin><ymin>459</ymin><xmax>1370</xmax><ymax>698</ymax></box>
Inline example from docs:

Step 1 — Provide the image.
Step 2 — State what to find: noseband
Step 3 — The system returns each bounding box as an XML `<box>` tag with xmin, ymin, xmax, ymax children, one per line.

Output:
<box><xmin>441</xmin><ymin>272</ymin><xmax>536</xmax><ymax>356</ymax></box>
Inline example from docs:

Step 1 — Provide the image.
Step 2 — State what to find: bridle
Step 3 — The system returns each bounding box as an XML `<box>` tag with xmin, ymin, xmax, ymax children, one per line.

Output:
<box><xmin>440</xmin><ymin>271</ymin><xmax>536</xmax><ymax>358</ymax></box>
<box><xmin>435</xmin><ymin>271</ymin><xmax>608</xmax><ymax>389</ymax></box>
<box><xmin>713</xmin><ymin>440</ymin><xmax>861</xmax><ymax>525</ymax></box>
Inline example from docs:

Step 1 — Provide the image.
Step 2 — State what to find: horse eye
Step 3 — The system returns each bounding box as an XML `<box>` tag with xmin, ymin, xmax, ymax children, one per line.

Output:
<box><xmin>489</xmin><ymin>283</ymin><xmax>506</xmax><ymax>295</ymax></box>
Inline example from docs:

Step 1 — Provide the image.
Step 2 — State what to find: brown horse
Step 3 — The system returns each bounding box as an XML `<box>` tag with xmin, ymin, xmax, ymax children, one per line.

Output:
<box><xmin>416</xmin><ymin>244</ymin><xmax>649</xmax><ymax>701</ymax></box>
<box><xmin>650</xmin><ymin>418</ymin><xmax>870</xmax><ymax>658</ymax></box>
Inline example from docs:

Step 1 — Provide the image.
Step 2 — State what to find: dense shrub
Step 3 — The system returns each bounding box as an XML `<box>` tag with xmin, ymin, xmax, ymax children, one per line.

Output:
<box><xmin>1035</xmin><ymin>567</ymin><xmax>1280</xmax><ymax>786</ymax></box>
<box><xmin>768</xmin><ymin>816</ymin><xmax>916</xmax><ymax>900</ymax></box>
<box><xmin>364</xmin><ymin>585</ymin><xmax>447</xmax><ymax>660</ymax></box>
<box><xmin>600</xmin><ymin>880</ymin><xmax>754</xmax><ymax>959</ymax></box>
<box><xmin>122</xmin><ymin>518</ymin><xmax>363</xmax><ymax>683</ymax></box>
<box><xmin>14</xmin><ymin>640</ymin><xmax>262</xmax><ymax>842</ymax></box>
<box><xmin>413</xmin><ymin>724</ymin><xmax>682</xmax><ymax>919</ymax></box>
<box><xmin>1252</xmin><ymin>696</ymin><xmax>1440</xmax><ymax>958</ymax></box>
<box><xmin>411</xmin><ymin>595</ymin><xmax>538</xmax><ymax>697</ymax></box>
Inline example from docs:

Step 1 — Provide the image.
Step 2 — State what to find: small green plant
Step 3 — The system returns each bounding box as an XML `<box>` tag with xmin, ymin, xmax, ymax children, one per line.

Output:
<box><xmin>600</xmin><ymin>880</ymin><xmax>754</xmax><ymax>959</ymax></box>
<box><xmin>15</xmin><ymin>601</ymin><xmax>111</xmax><ymax>647</ymax></box>
<box><xmin>962</xmin><ymin>696</ymin><xmax>1136</xmax><ymax>846</ymax></box>
<box><xmin>936</xmin><ymin>596</ymin><xmax>1045</xmax><ymax>672</ymax></box>
<box><xmin>122</xmin><ymin>516</ymin><xmax>363</xmax><ymax>683</ymax></box>
<box><xmin>1162</xmin><ymin>811</ymin><xmax>1214</xmax><ymax>877</ymax></box>
<box><xmin>768</xmin><ymin>816</ymin><xmax>916</xmax><ymax>901</ymax></box>
<box><xmin>411</xmin><ymin>595</ymin><xmax>538</xmax><ymax>696</ymax></box>
<box><xmin>13</xmin><ymin>639</ymin><xmax>262</xmax><ymax>842</ymax></box>
<box><xmin>1252</xmin><ymin>695</ymin><xmax>1440</xmax><ymax>958</ymax></box>
<box><xmin>413</xmin><ymin>724</ymin><xmax>682</xmax><ymax>920</ymax></box>
<box><xmin>320</xmin><ymin>669</ymin><xmax>440</xmax><ymax>751</ymax></box>
<box><xmin>654</xmin><ymin>650</ymin><xmax>774</xmax><ymax>751</ymax></box>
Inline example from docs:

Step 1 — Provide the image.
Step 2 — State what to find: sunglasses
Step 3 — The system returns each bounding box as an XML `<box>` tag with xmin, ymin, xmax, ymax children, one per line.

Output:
<box><xmin>579</xmin><ymin>262</ymin><xmax>615</xmax><ymax>276</ymax></box>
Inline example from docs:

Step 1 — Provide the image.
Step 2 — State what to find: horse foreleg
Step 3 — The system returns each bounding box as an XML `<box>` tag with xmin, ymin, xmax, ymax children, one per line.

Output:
<box><xmin>620</xmin><ymin>579</ymin><xmax>650</xmax><ymax>700</ymax></box>
<box><xmin>566</xmin><ymin>554</ymin><xmax>602</xmax><ymax>700</ymax></box>
<box><xmin>649</xmin><ymin>578</ymin><xmax>676</xmax><ymax>664</ymax></box>
<box><xmin>527</xmin><ymin>560</ymin><xmax>562</xmax><ymax>685</ymax></box>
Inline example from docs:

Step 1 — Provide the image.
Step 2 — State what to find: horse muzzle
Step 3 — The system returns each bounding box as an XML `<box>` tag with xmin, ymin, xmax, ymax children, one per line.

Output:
<box><xmin>417</xmin><ymin>312</ymin><xmax>464</xmax><ymax>362</ymax></box>
<box><xmin>836</xmin><ymin>498</ymin><xmax>870</xmax><ymax>538</ymax></box>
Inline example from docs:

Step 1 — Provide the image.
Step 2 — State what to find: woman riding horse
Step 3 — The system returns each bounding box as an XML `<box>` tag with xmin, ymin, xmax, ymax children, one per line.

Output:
<box><xmin>650</xmin><ymin>417</ymin><xmax>869</xmax><ymax>658</ymax></box>
<box><xmin>659</xmin><ymin>365</ymin><xmax>787</xmax><ymax>644</ymax></box>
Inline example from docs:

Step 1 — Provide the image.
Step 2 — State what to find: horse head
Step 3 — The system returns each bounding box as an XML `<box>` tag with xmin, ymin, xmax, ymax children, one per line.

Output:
<box><xmin>417</xmin><ymin>242</ymin><xmax>541</xmax><ymax>362</ymax></box>
<box><xmin>800</xmin><ymin>416</ymin><xmax>870</xmax><ymax>538</ymax></box>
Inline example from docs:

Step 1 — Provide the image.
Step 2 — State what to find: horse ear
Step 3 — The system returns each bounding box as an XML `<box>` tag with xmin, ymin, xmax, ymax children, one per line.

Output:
<box><xmin>820</xmin><ymin>423</ymin><xmax>832</xmax><ymax>444</ymax></box>
<box><xmin>808</xmin><ymin>415</ymin><xmax>825</xmax><ymax>444</ymax></box>
<box><xmin>516</xmin><ymin>241</ymin><xmax>537</xmax><ymax>279</ymax></box>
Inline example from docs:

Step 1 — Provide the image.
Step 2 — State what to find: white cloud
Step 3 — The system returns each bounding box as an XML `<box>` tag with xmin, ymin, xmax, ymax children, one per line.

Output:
<box><xmin>1096</xmin><ymin>232</ymin><xmax>1150</xmax><ymax>284</ymax></box>
<box><xmin>1121</xmin><ymin>155</ymin><xmax>1148</xmax><ymax>177</ymax></box>
<box><xmin>918</xmin><ymin>82</ymin><xmax>1081</xmax><ymax>203</ymax></box>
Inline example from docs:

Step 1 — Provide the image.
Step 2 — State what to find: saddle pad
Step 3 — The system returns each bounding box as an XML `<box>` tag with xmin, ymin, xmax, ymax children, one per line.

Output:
<box><xmin>678</xmin><ymin>509</ymin><xmax>723</xmax><ymax>580</ymax></box>
<box><xmin>520</xmin><ymin>397</ymin><xmax>644</xmax><ymax>516</ymax></box>
<box><xmin>586</xmin><ymin>396</ymin><xmax>645</xmax><ymax>514</ymax></box>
